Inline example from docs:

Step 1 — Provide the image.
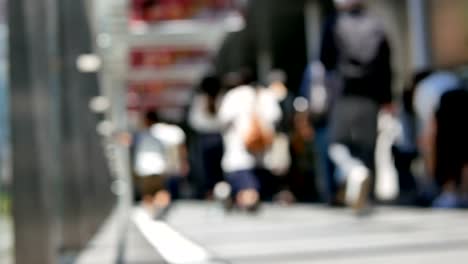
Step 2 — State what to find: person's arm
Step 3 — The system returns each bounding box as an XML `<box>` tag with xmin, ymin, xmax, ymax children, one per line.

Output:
<box><xmin>375</xmin><ymin>37</ymin><xmax>393</xmax><ymax>108</ymax></box>
<box><xmin>267</xmin><ymin>92</ymin><xmax>283</xmax><ymax>127</ymax></box>
<box><xmin>217</xmin><ymin>89</ymin><xmax>237</xmax><ymax>129</ymax></box>
<box><xmin>419</xmin><ymin>116</ymin><xmax>437</xmax><ymax>179</ymax></box>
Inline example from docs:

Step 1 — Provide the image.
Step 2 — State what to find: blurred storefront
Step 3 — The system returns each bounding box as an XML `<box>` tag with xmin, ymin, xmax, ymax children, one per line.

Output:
<box><xmin>126</xmin><ymin>0</ymin><xmax>242</xmax><ymax>125</ymax></box>
<box><xmin>430</xmin><ymin>0</ymin><xmax>468</xmax><ymax>68</ymax></box>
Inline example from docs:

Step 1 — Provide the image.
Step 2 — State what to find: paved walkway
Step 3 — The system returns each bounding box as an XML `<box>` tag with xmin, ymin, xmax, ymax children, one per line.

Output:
<box><xmin>76</xmin><ymin>207</ymin><xmax>164</xmax><ymax>264</ymax></box>
<box><xmin>78</xmin><ymin>202</ymin><xmax>468</xmax><ymax>263</ymax></box>
<box><xmin>0</xmin><ymin>214</ymin><xmax>13</xmax><ymax>264</ymax></box>
<box><xmin>164</xmin><ymin>202</ymin><xmax>468</xmax><ymax>264</ymax></box>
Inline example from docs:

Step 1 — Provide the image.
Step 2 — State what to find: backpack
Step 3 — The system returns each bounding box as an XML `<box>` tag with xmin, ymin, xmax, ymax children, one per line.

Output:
<box><xmin>334</xmin><ymin>12</ymin><xmax>385</xmax><ymax>79</ymax></box>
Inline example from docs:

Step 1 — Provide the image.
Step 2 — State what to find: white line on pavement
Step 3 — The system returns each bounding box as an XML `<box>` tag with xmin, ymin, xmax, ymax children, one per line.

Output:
<box><xmin>133</xmin><ymin>207</ymin><xmax>213</xmax><ymax>264</ymax></box>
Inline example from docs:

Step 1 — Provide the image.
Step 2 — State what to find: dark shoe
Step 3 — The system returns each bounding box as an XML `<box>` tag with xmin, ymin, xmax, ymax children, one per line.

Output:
<box><xmin>246</xmin><ymin>201</ymin><xmax>261</xmax><ymax>214</ymax></box>
<box><xmin>154</xmin><ymin>203</ymin><xmax>172</xmax><ymax>220</ymax></box>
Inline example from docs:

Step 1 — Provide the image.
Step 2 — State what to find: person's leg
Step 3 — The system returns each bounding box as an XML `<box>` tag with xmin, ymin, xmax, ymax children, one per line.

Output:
<box><xmin>329</xmin><ymin>97</ymin><xmax>378</xmax><ymax>210</ymax></box>
<box><xmin>226</xmin><ymin>170</ymin><xmax>260</xmax><ymax>210</ymax></box>
<box><xmin>256</xmin><ymin>168</ymin><xmax>279</xmax><ymax>201</ymax></box>
<box><xmin>201</xmin><ymin>133</ymin><xmax>224</xmax><ymax>197</ymax></box>
<box><xmin>348</xmin><ymin>100</ymin><xmax>378</xmax><ymax>170</ymax></box>
<box><xmin>139</xmin><ymin>176</ymin><xmax>154</xmax><ymax>207</ymax></box>
<box><xmin>329</xmin><ymin>98</ymin><xmax>354</xmax><ymax>187</ymax></box>
<box><xmin>147</xmin><ymin>176</ymin><xmax>170</xmax><ymax>208</ymax></box>
<box><xmin>348</xmin><ymin>97</ymin><xmax>378</xmax><ymax>199</ymax></box>
<box><xmin>314</xmin><ymin>126</ymin><xmax>337</xmax><ymax>204</ymax></box>
<box><xmin>188</xmin><ymin>135</ymin><xmax>206</xmax><ymax>199</ymax></box>
<box><xmin>392</xmin><ymin>147</ymin><xmax>417</xmax><ymax>192</ymax></box>
<box><xmin>138</xmin><ymin>175</ymin><xmax>168</xmax><ymax>214</ymax></box>
<box><xmin>165</xmin><ymin>177</ymin><xmax>180</xmax><ymax>200</ymax></box>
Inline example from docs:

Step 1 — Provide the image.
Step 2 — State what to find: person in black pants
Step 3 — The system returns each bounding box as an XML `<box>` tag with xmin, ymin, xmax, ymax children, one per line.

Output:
<box><xmin>188</xmin><ymin>75</ymin><xmax>225</xmax><ymax>199</ymax></box>
<box><xmin>433</xmin><ymin>88</ymin><xmax>468</xmax><ymax>208</ymax></box>
<box><xmin>321</xmin><ymin>0</ymin><xmax>394</xmax><ymax>210</ymax></box>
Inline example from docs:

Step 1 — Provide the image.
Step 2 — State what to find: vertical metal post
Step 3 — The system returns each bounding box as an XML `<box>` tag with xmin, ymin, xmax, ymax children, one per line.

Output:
<box><xmin>58</xmin><ymin>0</ymin><xmax>93</xmax><ymax>251</ymax></box>
<box><xmin>9</xmin><ymin>0</ymin><xmax>62</xmax><ymax>262</ymax></box>
<box><xmin>93</xmin><ymin>0</ymin><xmax>131</xmax><ymax>262</ymax></box>
<box><xmin>407</xmin><ymin>0</ymin><xmax>431</xmax><ymax>70</ymax></box>
<box><xmin>58</xmin><ymin>0</ymin><xmax>116</xmax><ymax>253</ymax></box>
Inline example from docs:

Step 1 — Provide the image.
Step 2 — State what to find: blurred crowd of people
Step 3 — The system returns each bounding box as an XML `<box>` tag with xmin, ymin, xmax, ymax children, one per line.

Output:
<box><xmin>130</xmin><ymin>0</ymin><xmax>468</xmax><ymax>214</ymax></box>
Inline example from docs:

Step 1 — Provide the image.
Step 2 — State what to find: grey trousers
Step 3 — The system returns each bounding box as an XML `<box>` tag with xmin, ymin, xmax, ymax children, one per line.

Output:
<box><xmin>329</xmin><ymin>96</ymin><xmax>379</xmax><ymax>172</ymax></box>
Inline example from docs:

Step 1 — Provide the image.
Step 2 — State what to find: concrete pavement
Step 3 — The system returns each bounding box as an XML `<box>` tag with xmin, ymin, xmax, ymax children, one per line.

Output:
<box><xmin>77</xmin><ymin>202</ymin><xmax>468</xmax><ymax>263</ymax></box>
<box><xmin>0</xmin><ymin>214</ymin><xmax>13</xmax><ymax>264</ymax></box>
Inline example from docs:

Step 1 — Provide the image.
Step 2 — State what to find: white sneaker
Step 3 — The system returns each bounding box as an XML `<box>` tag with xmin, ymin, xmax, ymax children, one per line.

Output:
<box><xmin>345</xmin><ymin>165</ymin><xmax>371</xmax><ymax>211</ymax></box>
<box><xmin>214</xmin><ymin>182</ymin><xmax>232</xmax><ymax>201</ymax></box>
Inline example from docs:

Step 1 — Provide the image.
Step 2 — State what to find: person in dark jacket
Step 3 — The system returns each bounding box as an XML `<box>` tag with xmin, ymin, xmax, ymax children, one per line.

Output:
<box><xmin>321</xmin><ymin>0</ymin><xmax>393</xmax><ymax>210</ymax></box>
<box><xmin>432</xmin><ymin>88</ymin><xmax>468</xmax><ymax>208</ymax></box>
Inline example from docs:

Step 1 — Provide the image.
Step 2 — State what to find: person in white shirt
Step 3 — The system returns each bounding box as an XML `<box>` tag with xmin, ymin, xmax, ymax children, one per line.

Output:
<box><xmin>133</xmin><ymin>111</ymin><xmax>188</xmax><ymax>214</ymax></box>
<box><xmin>150</xmin><ymin>122</ymin><xmax>188</xmax><ymax>178</ymax></box>
<box><xmin>218</xmin><ymin>82</ymin><xmax>282</xmax><ymax>209</ymax></box>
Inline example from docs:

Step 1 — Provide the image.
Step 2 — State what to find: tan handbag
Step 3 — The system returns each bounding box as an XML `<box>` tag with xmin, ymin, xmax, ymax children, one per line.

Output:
<box><xmin>243</xmin><ymin>89</ymin><xmax>274</xmax><ymax>154</ymax></box>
